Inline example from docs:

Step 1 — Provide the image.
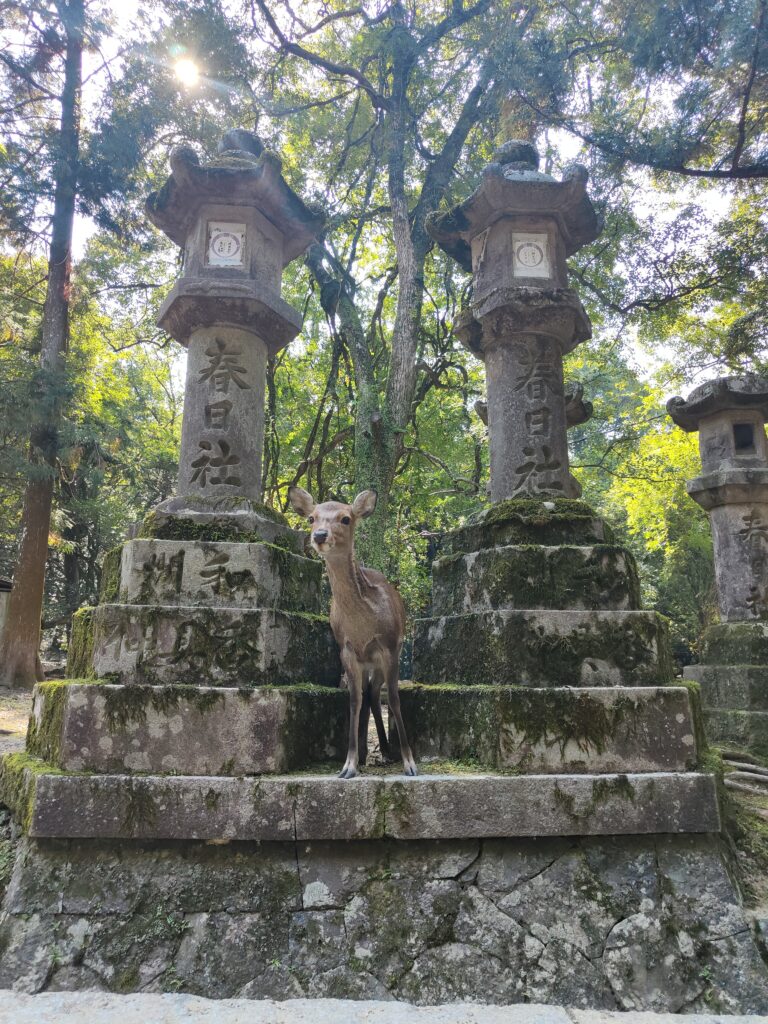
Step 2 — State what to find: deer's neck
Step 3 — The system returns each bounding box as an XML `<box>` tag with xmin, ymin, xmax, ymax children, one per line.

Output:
<box><xmin>324</xmin><ymin>549</ymin><xmax>369</xmax><ymax>605</ymax></box>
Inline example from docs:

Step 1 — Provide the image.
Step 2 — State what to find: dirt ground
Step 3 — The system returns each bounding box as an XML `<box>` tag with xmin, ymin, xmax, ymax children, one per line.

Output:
<box><xmin>0</xmin><ymin>686</ymin><xmax>32</xmax><ymax>755</ymax></box>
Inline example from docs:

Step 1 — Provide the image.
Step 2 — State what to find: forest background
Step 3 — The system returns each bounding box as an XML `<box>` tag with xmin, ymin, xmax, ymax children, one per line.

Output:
<box><xmin>0</xmin><ymin>0</ymin><xmax>766</xmax><ymax>679</ymax></box>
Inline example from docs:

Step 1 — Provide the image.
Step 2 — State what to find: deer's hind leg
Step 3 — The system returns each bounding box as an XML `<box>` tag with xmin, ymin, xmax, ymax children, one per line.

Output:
<box><xmin>385</xmin><ymin>653</ymin><xmax>417</xmax><ymax>777</ymax></box>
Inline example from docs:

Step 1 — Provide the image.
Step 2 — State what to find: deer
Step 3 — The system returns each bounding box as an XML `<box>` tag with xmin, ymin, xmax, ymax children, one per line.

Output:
<box><xmin>289</xmin><ymin>486</ymin><xmax>417</xmax><ymax>780</ymax></box>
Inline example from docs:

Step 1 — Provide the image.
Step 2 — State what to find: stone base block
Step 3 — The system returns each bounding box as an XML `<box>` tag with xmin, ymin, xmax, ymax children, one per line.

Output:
<box><xmin>141</xmin><ymin>496</ymin><xmax>306</xmax><ymax>554</ymax></box>
<box><xmin>431</xmin><ymin>544</ymin><xmax>640</xmax><ymax>615</ymax></box>
<box><xmin>116</xmin><ymin>538</ymin><xmax>322</xmax><ymax>611</ymax></box>
<box><xmin>439</xmin><ymin>499</ymin><xmax>610</xmax><ymax>557</ymax></box>
<box><xmin>1</xmin><ymin>832</ymin><xmax>766</xmax><ymax>1010</ymax></box>
<box><xmin>85</xmin><ymin>604</ymin><xmax>340</xmax><ymax>686</ymax></box>
<box><xmin>0</xmin><ymin>757</ymin><xmax>719</xmax><ymax>841</ymax></box>
<box><xmin>27</xmin><ymin>683</ymin><xmax>347</xmax><ymax>775</ymax></box>
<box><xmin>698</xmin><ymin>621</ymin><xmax>768</xmax><ymax>666</ymax></box>
<box><xmin>412</xmin><ymin>610</ymin><xmax>672</xmax><ymax>687</ymax></box>
<box><xmin>702</xmin><ymin>708</ymin><xmax>768</xmax><ymax>759</ymax></box>
<box><xmin>393</xmin><ymin>685</ymin><xmax>697</xmax><ymax>774</ymax></box>
<box><xmin>685</xmin><ymin>663</ymin><xmax>768</xmax><ymax>711</ymax></box>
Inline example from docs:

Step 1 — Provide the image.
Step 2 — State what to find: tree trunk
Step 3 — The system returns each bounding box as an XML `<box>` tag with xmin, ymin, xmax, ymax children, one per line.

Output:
<box><xmin>0</xmin><ymin>0</ymin><xmax>84</xmax><ymax>688</ymax></box>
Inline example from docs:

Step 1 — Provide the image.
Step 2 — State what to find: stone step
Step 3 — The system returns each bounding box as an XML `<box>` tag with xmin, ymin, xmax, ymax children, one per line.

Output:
<box><xmin>393</xmin><ymin>685</ymin><xmax>698</xmax><ymax>774</ymax></box>
<box><xmin>0</xmin><ymin>759</ymin><xmax>719</xmax><ymax>840</ymax></box>
<box><xmin>115</xmin><ymin>538</ymin><xmax>322</xmax><ymax>612</ymax></box>
<box><xmin>438</xmin><ymin>499</ymin><xmax>610</xmax><ymax>556</ymax></box>
<box><xmin>27</xmin><ymin>683</ymin><xmax>347</xmax><ymax>775</ymax></box>
<box><xmin>727</xmin><ymin>770</ymin><xmax>768</xmax><ymax>791</ymax></box>
<box><xmin>74</xmin><ymin>604</ymin><xmax>341</xmax><ymax>687</ymax></box>
<box><xmin>702</xmin><ymin>708</ymin><xmax>768</xmax><ymax>759</ymax></box>
<box><xmin>413</xmin><ymin>609</ymin><xmax>672</xmax><ymax>687</ymax></box>
<box><xmin>697</xmin><ymin>622</ymin><xmax>768</xmax><ymax>666</ymax></box>
<box><xmin>684</xmin><ymin>663</ymin><xmax>768</xmax><ymax>710</ymax></box>
<box><xmin>431</xmin><ymin>544</ymin><xmax>640</xmax><ymax>615</ymax></box>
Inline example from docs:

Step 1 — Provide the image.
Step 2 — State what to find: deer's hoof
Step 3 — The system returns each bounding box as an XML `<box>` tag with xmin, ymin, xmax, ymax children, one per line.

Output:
<box><xmin>403</xmin><ymin>761</ymin><xmax>418</xmax><ymax>777</ymax></box>
<box><xmin>338</xmin><ymin>765</ymin><xmax>359</xmax><ymax>779</ymax></box>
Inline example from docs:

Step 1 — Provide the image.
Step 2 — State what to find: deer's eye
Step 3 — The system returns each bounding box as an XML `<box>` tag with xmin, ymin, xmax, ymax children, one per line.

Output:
<box><xmin>308</xmin><ymin>516</ymin><xmax>314</xmax><ymax>524</ymax></box>
<box><xmin>341</xmin><ymin>516</ymin><xmax>351</xmax><ymax>525</ymax></box>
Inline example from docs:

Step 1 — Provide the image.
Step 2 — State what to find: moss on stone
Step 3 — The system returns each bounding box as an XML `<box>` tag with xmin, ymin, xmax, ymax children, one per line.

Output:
<box><xmin>432</xmin><ymin>544</ymin><xmax>641</xmax><ymax>614</ymax></box>
<box><xmin>440</xmin><ymin>498</ymin><xmax>613</xmax><ymax>556</ymax></box>
<box><xmin>103</xmin><ymin>685</ymin><xmax>225</xmax><ymax>733</ymax></box>
<box><xmin>413</xmin><ymin>610</ymin><xmax>673</xmax><ymax>688</ymax></box>
<box><xmin>67</xmin><ymin>607</ymin><xmax>96</xmax><ymax>679</ymax></box>
<box><xmin>99</xmin><ymin>545</ymin><xmax>124</xmax><ymax>604</ymax></box>
<box><xmin>699</xmin><ymin>622</ymin><xmax>768</xmax><ymax>667</ymax></box>
<box><xmin>122</xmin><ymin>781</ymin><xmax>159</xmax><ymax>833</ymax></box>
<box><xmin>25</xmin><ymin>681</ymin><xmax>69</xmax><ymax>764</ymax></box>
<box><xmin>398</xmin><ymin>683</ymin><xmax>648</xmax><ymax>769</ymax></box>
<box><xmin>0</xmin><ymin>753</ymin><xmax>66</xmax><ymax>832</ymax></box>
<box><xmin>138</xmin><ymin>505</ymin><xmax>301</xmax><ymax>553</ymax></box>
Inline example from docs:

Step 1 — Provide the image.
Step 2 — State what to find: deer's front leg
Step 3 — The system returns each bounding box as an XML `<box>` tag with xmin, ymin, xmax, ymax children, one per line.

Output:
<box><xmin>339</xmin><ymin>644</ymin><xmax>363</xmax><ymax>779</ymax></box>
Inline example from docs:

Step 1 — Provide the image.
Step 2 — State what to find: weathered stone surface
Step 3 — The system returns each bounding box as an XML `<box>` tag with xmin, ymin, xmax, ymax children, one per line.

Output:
<box><xmin>117</xmin><ymin>538</ymin><xmax>322</xmax><ymax>612</ymax></box>
<box><xmin>701</xmin><ymin>708</ymin><xmax>768</xmax><ymax>758</ymax></box>
<box><xmin>89</xmin><ymin>604</ymin><xmax>340</xmax><ymax>686</ymax></box>
<box><xmin>697</xmin><ymin>499</ymin><xmax>768</xmax><ymax>621</ymax></box>
<box><xmin>431</xmin><ymin>544</ymin><xmax>640</xmax><ymax>615</ymax></box>
<box><xmin>139</xmin><ymin>498</ymin><xmax>306</xmax><ymax>554</ymax></box>
<box><xmin>698</xmin><ymin>621</ymin><xmax>768</xmax><ymax>665</ymax></box>
<box><xmin>395</xmin><ymin>685</ymin><xmax>697</xmax><ymax>774</ymax></box>
<box><xmin>686</xmin><ymin>663</ymin><xmax>768</xmax><ymax>710</ymax></box>
<box><xmin>439</xmin><ymin>499</ymin><xmax>610</xmax><ymax>556</ymax></box>
<box><xmin>413</xmin><ymin>609</ymin><xmax>672</xmax><ymax>687</ymax></box>
<box><xmin>1</xmin><ymin>833</ymin><xmax>765</xmax><ymax>1011</ymax></box>
<box><xmin>2</xmin><ymin>765</ymin><xmax>720</xmax><ymax>840</ymax></box>
<box><xmin>27</xmin><ymin>683</ymin><xmax>347</xmax><ymax>775</ymax></box>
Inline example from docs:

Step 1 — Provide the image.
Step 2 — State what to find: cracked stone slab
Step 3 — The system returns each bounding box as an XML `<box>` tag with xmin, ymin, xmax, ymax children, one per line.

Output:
<box><xmin>2</xmin><ymin>994</ymin><xmax>767</xmax><ymax>1024</ymax></box>
<box><xmin>3</xmin><ymin>766</ymin><xmax>720</xmax><ymax>840</ymax></box>
<box><xmin>28</xmin><ymin>683</ymin><xmax>347</xmax><ymax>775</ymax></box>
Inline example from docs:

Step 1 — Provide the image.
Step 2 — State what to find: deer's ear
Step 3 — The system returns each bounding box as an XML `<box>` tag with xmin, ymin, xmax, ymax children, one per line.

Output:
<box><xmin>352</xmin><ymin>489</ymin><xmax>377</xmax><ymax>519</ymax></box>
<box><xmin>289</xmin><ymin>486</ymin><xmax>315</xmax><ymax>517</ymax></box>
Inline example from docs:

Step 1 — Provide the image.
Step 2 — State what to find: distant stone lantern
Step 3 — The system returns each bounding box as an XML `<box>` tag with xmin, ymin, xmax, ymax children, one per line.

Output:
<box><xmin>427</xmin><ymin>140</ymin><xmax>602</xmax><ymax>502</ymax></box>
<box><xmin>667</xmin><ymin>376</ymin><xmax>768</xmax><ymax>622</ymax></box>
<box><xmin>669</xmin><ymin>376</ymin><xmax>768</xmax><ymax>756</ymax></box>
<box><xmin>146</xmin><ymin>129</ymin><xmax>323</xmax><ymax>508</ymax></box>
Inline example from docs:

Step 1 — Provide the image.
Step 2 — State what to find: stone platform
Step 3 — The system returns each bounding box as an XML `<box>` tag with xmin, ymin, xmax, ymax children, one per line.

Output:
<box><xmin>1</xmin><ymin>832</ymin><xmax>766</xmax><ymax>1010</ymax></box>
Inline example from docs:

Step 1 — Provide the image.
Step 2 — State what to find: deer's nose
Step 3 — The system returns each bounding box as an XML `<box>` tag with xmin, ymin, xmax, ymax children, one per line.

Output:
<box><xmin>313</xmin><ymin>529</ymin><xmax>329</xmax><ymax>544</ymax></box>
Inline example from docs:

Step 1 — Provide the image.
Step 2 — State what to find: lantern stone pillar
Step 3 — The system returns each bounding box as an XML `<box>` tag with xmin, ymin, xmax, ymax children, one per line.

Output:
<box><xmin>66</xmin><ymin>131</ymin><xmax>342</xmax><ymax>690</ymax></box>
<box><xmin>409</xmin><ymin>142</ymin><xmax>673</xmax><ymax>690</ymax></box>
<box><xmin>668</xmin><ymin>376</ymin><xmax>768</xmax><ymax>755</ymax></box>
<box><xmin>429</xmin><ymin>141</ymin><xmax>595</xmax><ymax>501</ymax></box>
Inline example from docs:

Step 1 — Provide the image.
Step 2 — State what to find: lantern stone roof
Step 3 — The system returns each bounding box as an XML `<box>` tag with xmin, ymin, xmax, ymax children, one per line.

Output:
<box><xmin>426</xmin><ymin>140</ymin><xmax>602</xmax><ymax>272</ymax></box>
<box><xmin>145</xmin><ymin>129</ymin><xmax>324</xmax><ymax>264</ymax></box>
<box><xmin>667</xmin><ymin>375</ymin><xmax>768</xmax><ymax>432</ymax></box>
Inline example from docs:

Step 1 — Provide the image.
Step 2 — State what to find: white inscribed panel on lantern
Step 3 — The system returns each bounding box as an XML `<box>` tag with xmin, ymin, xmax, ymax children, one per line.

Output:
<box><xmin>511</xmin><ymin>232</ymin><xmax>551</xmax><ymax>279</ymax></box>
<box><xmin>207</xmin><ymin>222</ymin><xmax>246</xmax><ymax>266</ymax></box>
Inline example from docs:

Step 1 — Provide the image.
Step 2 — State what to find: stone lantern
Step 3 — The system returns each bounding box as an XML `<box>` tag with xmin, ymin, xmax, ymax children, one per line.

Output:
<box><xmin>668</xmin><ymin>376</ymin><xmax>768</xmax><ymax>755</ymax></box>
<box><xmin>427</xmin><ymin>140</ymin><xmax>601</xmax><ymax>501</ymax></box>
<box><xmin>145</xmin><ymin>129</ymin><xmax>323</xmax><ymax>510</ymax></box>
<box><xmin>65</xmin><ymin>131</ymin><xmax>342</xmax><ymax>691</ymax></box>
<box><xmin>410</xmin><ymin>142</ymin><xmax>672</xmax><ymax>693</ymax></box>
